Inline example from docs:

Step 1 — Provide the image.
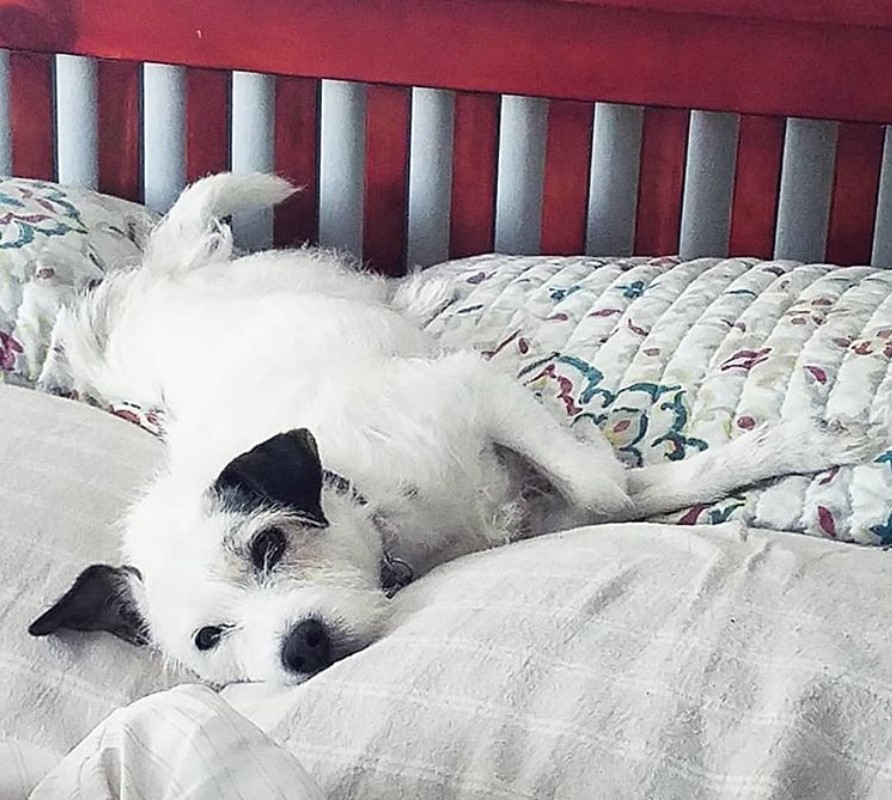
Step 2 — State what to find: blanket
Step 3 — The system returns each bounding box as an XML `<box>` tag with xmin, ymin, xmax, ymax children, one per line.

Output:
<box><xmin>425</xmin><ymin>255</ymin><xmax>892</xmax><ymax>544</ymax></box>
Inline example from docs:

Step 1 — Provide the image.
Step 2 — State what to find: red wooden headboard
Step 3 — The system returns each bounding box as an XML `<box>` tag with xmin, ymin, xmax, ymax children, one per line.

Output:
<box><xmin>1</xmin><ymin>0</ymin><xmax>891</xmax><ymax>274</ymax></box>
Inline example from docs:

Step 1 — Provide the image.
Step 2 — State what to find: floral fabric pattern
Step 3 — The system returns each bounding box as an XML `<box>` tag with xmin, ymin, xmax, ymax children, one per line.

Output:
<box><xmin>424</xmin><ymin>255</ymin><xmax>892</xmax><ymax>545</ymax></box>
<box><xmin>0</xmin><ymin>178</ymin><xmax>156</xmax><ymax>385</ymax></box>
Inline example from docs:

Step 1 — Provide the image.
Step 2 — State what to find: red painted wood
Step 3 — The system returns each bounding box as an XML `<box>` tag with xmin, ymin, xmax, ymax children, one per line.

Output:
<box><xmin>185</xmin><ymin>67</ymin><xmax>230</xmax><ymax>182</ymax></box>
<box><xmin>97</xmin><ymin>59</ymin><xmax>141</xmax><ymax>201</ymax></box>
<box><xmin>363</xmin><ymin>84</ymin><xmax>411</xmax><ymax>276</ymax></box>
<box><xmin>546</xmin><ymin>0</ymin><xmax>892</xmax><ymax>30</ymax></box>
<box><xmin>634</xmin><ymin>107</ymin><xmax>689</xmax><ymax>256</ymax></box>
<box><xmin>9</xmin><ymin>51</ymin><xmax>54</xmax><ymax>180</ymax></box>
<box><xmin>273</xmin><ymin>76</ymin><xmax>319</xmax><ymax>248</ymax></box>
<box><xmin>450</xmin><ymin>92</ymin><xmax>500</xmax><ymax>259</ymax></box>
<box><xmin>5</xmin><ymin>1</ymin><xmax>892</xmax><ymax>123</ymax></box>
<box><xmin>728</xmin><ymin>115</ymin><xmax>785</xmax><ymax>258</ymax></box>
<box><xmin>826</xmin><ymin>122</ymin><xmax>885</xmax><ymax>265</ymax></box>
<box><xmin>540</xmin><ymin>100</ymin><xmax>594</xmax><ymax>255</ymax></box>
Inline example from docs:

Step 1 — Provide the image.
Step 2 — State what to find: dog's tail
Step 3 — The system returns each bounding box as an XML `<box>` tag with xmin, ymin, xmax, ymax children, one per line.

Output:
<box><xmin>142</xmin><ymin>172</ymin><xmax>297</xmax><ymax>275</ymax></box>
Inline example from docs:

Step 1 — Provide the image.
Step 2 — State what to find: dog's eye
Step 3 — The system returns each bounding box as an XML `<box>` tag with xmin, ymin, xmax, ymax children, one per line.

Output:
<box><xmin>251</xmin><ymin>527</ymin><xmax>287</xmax><ymax>571</ymax></box>
<box><xmin>194</xmin><ymin>626</ymin><xmax>224</xmax><ymax>651</ymax></box>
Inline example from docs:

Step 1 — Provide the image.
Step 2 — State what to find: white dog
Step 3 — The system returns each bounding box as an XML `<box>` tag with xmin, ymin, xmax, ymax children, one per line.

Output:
<box><xmin>29</xmin><ymin>174</ymin><xmax>882</xmax><ymax>685</ymax></box>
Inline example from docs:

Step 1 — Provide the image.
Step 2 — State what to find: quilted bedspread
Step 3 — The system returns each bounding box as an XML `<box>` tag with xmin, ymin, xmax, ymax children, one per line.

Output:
<box><xmin>425</xmin><ymin>254</ymin><xmax>892</xmax><ymax>545</ymax></box>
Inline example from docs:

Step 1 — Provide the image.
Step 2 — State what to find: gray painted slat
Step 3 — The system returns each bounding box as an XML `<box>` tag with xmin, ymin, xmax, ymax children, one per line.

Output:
<box><xmin>871</xmin><ymin>126</ymin><xmax>892</xmax><ymax>267</ymax></box>
<box><xmin>231</xmin><ymin>70</ymin><xmax>275</xmax><ymax>251</ymax></box>
<box><xmin>0</xmin><ymin>50</ymin><xmax>10</xmax><ymax>176</ymax></box>
<box><xmin>55</xmin><ymin>55</ymin><xmax>98</xmax><ymax>189</ymax></box>
<box><xmin>495</xmin><ymin>94</ymin><xmax>547</xmax><ymax>255</ymax></box>
<box><xmin>774</xmin><ymin>118</ymin><xmax>838</xmax><ymax>262</ymax></box>
<box><xmin>407</xmin><ymin>87</ymin><xmax>454</xmax><ymax>270</ymax></box>
<box><xmin>318</xmin><ymin>79</ymin><xmax>365</xmax><ymax>260</ymax></box>
<box><xmin>679</xmin><ymin>110</ymin><xmax>738</xmax><ymax>259</ymax></box>
<box><xmin>143</xmin><ymin>63</ymin><xmax>186</xmax><ymax>214</ymax></box>
<box><xmin>586</xmin><ymin>102</ymin><xmax>642</xmax><ymax>257</ymax></box>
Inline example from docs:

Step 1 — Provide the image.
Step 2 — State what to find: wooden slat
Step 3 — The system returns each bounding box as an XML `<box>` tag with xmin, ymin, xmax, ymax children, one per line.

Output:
<box><xmin>97</xmin><ymin>60</ymin><xmax>142</xmax><ymax>201</ymax></box>
<box><xmin>634</xmin><ymin>107</ymin><xmax>689</xmax><ymax>255</ymax></box>
<box><xmin>9</xmin><ymin>51</ymin><xmax>54</xmax><ymax>180</ymax></box>
<box><xmin>826</xmin><ymin>122</ymin><xmax>885</xmax><ymax>265</ymax></box>
<box><xmin>728</xmin><ymin>115</ymin><xmax>784</xmax><ymax>258</ymax></box>
<box><xmin>540</xmin><ymin>99</ymin><xmax>594</xmax><ymax>255</ymax></box>
<box><xmin>274</xmin><ymin>76</ymin><xmax>319</xmax><ymax>248</ymax></box>
<box><xmin>7</xmin><ymin>1</ymin><xmax>892</xmax><ymax>124</ymax></box>
<box><xmin>185</xmin><ymin>67</ymin><xmax>230</xmax><ymax>183</ymax></box>
<box><xmin>363</xmin><ymin>84</ymin><xmax>411</xmax><ymax>276</ymax></box>
<box><xmin>449</xmin><ymin>91</ymin><xmax>500</xmax><ymax>259</ymax></box>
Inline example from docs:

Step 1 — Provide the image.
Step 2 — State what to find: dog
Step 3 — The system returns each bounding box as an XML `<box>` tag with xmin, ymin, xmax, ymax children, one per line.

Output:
<box><xmin>29</xmin><ymin>173</ymin><xmax>883</xmax><ymax>686</ymax></box>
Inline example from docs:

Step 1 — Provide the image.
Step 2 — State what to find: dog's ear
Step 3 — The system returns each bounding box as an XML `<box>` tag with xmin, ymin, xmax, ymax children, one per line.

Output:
<box><xmin>214</xmin><ymin>428</ymin><xmax>328</xmax><ymax>526</ymax></box>
<box><xmin>29</xmin><ymin>564</ymin><xmax>148</xmax><ymax>646</ymax></box>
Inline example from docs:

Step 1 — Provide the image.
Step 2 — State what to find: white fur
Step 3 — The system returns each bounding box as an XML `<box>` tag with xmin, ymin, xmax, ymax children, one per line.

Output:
<box><xmin>51</xmin><ymin>173</ymin><xmax>886</xmax><ymax>686</ymax></box>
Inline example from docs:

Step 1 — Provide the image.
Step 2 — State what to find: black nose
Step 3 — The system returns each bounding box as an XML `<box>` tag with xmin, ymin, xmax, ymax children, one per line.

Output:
<box><xmin>281</xmin><ymin>619</ymin><xmax>333</xmax><ymax>675</ymax></box>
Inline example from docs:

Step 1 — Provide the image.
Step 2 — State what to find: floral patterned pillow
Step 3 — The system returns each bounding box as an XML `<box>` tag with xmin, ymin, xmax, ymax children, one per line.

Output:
<box><xmin>0</xmin><ymin>178</ymin><xmax>157</xmax><ymax>387</ymax></box>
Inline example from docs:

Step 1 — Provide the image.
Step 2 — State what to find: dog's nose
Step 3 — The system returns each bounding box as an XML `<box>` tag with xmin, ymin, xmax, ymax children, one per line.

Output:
<box><xmin>281</xmin><ymin>619</ymin><xmax>333</xmax><ymax>675</ymax></box>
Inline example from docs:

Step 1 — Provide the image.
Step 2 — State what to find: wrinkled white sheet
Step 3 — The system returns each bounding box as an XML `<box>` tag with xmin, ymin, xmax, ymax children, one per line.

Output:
<box><xmin>8</xmin><ymin>685</ymin><xmax>323</xmax><ymax>800</ymax></box>
<box><xmin>223</xmin><ymin>522</ymin><xmax>892</xmax><ymax>799</ymax></box>
<box><xmin>8</xmin><ymin>521</ymin><xmax>892</xmax><ymax>799</ymax></box>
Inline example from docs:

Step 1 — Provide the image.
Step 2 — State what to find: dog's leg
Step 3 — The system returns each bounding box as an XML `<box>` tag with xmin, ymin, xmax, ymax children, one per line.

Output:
<box><xmin>624</xmin><ymin>415</ymin><xmax>885</xmax><ymax>519</ymax></box>
<box><xmin>464</xmin><ymin>358</ymin><xmax>633</xmax><ymax>517</ymax></box>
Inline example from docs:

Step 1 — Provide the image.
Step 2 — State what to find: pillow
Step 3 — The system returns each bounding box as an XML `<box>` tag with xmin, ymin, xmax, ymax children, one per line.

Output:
<box><xmin>0</xmin><ymin>178</ymin><xmax>156</xmax><ymax>386</ymax></box>
<box><xmin>224</xmin><ymin>521</ymin><xmax>892</xmax><ymax>799</ymax></box>
<box><xmin>0</xmin><ymin>383</ymin><xmax>190</xmax><ymax>757</ymax></box>
<box><xmin>421</xmin><ymin>254</ymin><xmax>892</xmax><ymax>544</ymax></box>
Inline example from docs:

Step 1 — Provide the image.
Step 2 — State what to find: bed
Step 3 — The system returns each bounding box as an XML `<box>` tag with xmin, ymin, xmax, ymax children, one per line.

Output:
<box><xmin>3</xmin><ymin>1</ymin><xmax>892</xmax><ymax>797</ymax></box>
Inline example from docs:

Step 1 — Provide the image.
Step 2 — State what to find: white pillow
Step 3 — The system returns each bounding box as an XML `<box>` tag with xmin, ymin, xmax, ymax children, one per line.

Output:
<box><xmin>225</xmin><ymin>521</ymin><xmax>892</xmax><ymax>799</ymax></box>
<box><xmin>0</xmin><ymin>384</ymin><xmax>189</xmax><ymax>756</ymax></box>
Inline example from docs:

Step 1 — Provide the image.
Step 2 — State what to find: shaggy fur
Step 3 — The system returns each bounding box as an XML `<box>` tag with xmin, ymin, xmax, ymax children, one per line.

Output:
<box><xmin>29</xmin><ymin>173</ymin><xmax>884</xmax><ymax>685</ymax></box>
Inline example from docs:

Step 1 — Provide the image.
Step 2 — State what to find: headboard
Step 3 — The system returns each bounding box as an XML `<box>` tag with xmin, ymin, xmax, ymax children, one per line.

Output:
<box><xmin>1</xmin><ymin>0</ymin><xmax>891</xmax><ymax>275</ymax></box>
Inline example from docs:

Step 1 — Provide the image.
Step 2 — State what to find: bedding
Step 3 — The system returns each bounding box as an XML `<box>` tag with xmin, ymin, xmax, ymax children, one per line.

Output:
<box><xmin>424</xmin><ymin>254</ymin><xmax>892</xmax><ymax>545</ymax></box>
<box><xmin>16</xmin><ymin>511</ymin><xmax>892</xmax><ymax>799</ymax></box>
<box><xmin>0</xmin><ymin>177</ymin><xmax>156</xmax><ymax>387</ymax></box>
<box><xmin>27</xmin><ymin>685</ymin><xmax>324</xmax><ymax>800</ymax></box>
<box><xmin>0</xmin><ymin>384</ymin><xmax>189</xmax><ymax>779</ymax></box>
<box><xmin>215</xmin><ymin>520</ymin><xmax>892</xmax><ymax>799</ymax></box>
<box><xmin>3</xmin><ymin>263</ymin><xmax>892</xmax><ymax>798</ymax></box>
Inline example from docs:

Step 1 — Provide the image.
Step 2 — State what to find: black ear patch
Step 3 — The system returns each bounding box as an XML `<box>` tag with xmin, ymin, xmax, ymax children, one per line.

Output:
<box><xmin>29</xmin><ymin>564</ymin><xmax>148</xmax><ymax>646</ymax></box>
<box><xmin>214</xmin><ymin>428</ymin><xmax>328</xmax><ymax>526</ymax></box>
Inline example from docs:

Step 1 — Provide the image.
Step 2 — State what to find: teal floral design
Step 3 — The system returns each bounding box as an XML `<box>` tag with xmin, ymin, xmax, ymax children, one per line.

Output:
<box><xmin>549</xmin><ymin>285</ymin><xmax>582</xmax><ymax>302</ymax></box>
<box><xmin>869</xmin><ymin>512</ymin><xmax>892</xmax><ymax>546</ymax></box>
<box><xmin>707</xmin><ymin>498</ymin><xmax>746</xmax><ymax>524</ymax></box>
<box><xmin>617</xmin><ymin>280</ymin><xmax>647</xmax><ymax>299</ymax></box>
<box><xmin>520</xmin><ymin>352</ymin><xmax>708</xmax><ymax>467</ymax></box>
<box><xmin>876</xmin><ymin>451</ymin><xmax>892</xmax><ymax>471</ymax></box>
<box><xmin>0</xmin><ymin>182</ymin><xmax>89</xmax><ymax>249</ymax></box>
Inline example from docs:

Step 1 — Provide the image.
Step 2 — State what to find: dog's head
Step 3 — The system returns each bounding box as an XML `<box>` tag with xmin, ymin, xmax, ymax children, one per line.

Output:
<box><xmin>29</xmin><ymin>429</ymin><xmax>389</xmax><ymax>684</ymax></box>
